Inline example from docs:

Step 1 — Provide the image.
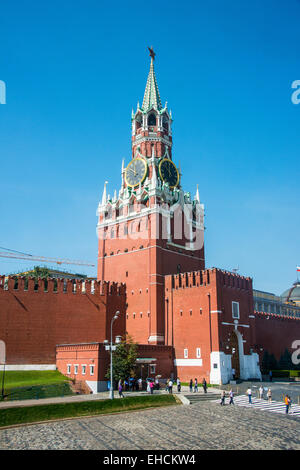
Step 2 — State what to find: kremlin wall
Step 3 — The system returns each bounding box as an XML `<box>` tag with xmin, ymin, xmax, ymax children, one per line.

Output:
<box><xmin>1</xmin><ymin>51</ymin><xmax>299</xmax><ymax>391</ymax></box>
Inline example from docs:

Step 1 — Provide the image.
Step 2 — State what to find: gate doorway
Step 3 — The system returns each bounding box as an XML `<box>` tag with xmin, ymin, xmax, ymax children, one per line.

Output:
<box><xmin>229</xmin><ymin>331</ymin><xmax>240</xmax><ymax>379</ymax></box>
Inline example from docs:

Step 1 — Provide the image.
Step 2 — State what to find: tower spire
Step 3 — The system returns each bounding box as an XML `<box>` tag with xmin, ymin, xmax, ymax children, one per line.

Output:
<box><xmin>142</xmin><ymin>47</ymin><xmax>162</xmax><ymax>112</ymax></box>
<box><xmin>101</xmin><ymin>181</ymin><xmax>108</xmax><ymax>205</ymax></box>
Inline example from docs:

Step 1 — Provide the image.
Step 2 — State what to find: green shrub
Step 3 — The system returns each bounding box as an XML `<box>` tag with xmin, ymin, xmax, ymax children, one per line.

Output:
<box><xmin>290</xmin><ymin>370</ymin><xmax>300</xmax><ymax>378</ymax></box>
<box><xmin>271</xmin><ymin>370</ymin><xmax>300</xmax><ymax>378</ymax></box>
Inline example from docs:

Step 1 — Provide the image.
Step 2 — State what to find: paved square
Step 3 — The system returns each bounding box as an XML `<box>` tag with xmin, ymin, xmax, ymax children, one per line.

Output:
<box><xmin>0</xmin><ymin>400</ymin><xmax>299</xmax><ymax>450</ymax></box>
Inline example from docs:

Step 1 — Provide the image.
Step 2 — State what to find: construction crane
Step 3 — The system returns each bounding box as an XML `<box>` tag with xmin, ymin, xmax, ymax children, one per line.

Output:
<box><xmin>0</xmin><ymin>247</ymin><xmax>95</xmax><ymax>267</ymax></box>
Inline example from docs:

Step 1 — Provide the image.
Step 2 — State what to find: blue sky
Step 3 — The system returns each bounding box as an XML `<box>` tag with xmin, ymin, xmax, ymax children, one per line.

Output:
<box><xmin>0</xmin><ymin>0</ymin><xmax>299</xmax><ymax>295</ymax></box>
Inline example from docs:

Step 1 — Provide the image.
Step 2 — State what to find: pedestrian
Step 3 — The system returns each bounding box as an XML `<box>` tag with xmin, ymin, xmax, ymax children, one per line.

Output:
<box><xmin>138</xmin><ymin>377</ymin><xmax>142</xmax><ymax>391</ymax></box>
<box><xmin>229</xmin><ymin>389</ymin><xmax>234</xmax><ymax>405</ymax></box>
<box><xmin>288</xmin><ymin>395</ymin><xmax>292</xmax><ymax>413</ymax></box>
<box><xmin>129</xmin><ymin>377</ymin><xmax>134</xmax><ymax>391</ymax></box>
<box><xmin>194</xmin><ymin>378</ymin><xmax>198</xmax><ymax>393</ymax></box>
<box><xmin>118</xmin><ymin>381</ymin><xmax>124</xmax><ymax>398</ymax></box>
<box><xmin>168</xmin><ymin>379</ymin><xmax>173</xmax><ymax>394</ymax></box>
<box><xmin>147</xmin><ymin>380</ymin><xmax>150</xmax><ymax>393</ymax></box>
<box><xmin>259</xmin><ymin>385</ymin><xmax>264</xmax><ymax>399</ymax></box>
<box><xmin>202</xmin><ymin>378</ymin><xmax>207</xmax><ymax>394</ymax></box>
<box><xmin>267</xmin><ymin>388</ymin><xmax>272</xmax><ymax>403</ymax></box>
<box><xmin>247</xmin><ymin>387</ymin><xmax>252</xmax><ymax>404</ymax></box>
<box><xmin>220</xmin><ymin>389</ymin><xmax>226</xmax><ymax>405</ymax></box>
<box><xmin>149</xmin><ymin>380</ymin><xmax>154</xmax><ymax>395</ymax></box>
<box><xmin>285</xmin><ymin>395</ymin><xmax>290</xmax><ymax>414</ymax></box>
<box><xmin>177</xmin><ymin>378</ymin><xmax>181</xmax><ymax>393</ymax></box>
<box><xmin>155</xmin><ymin>377</ymin><xmax>159</xmax><ymax>390</ymax></box>
<box><xmin>269</xmin><ymin>370</ymin><xmax>272</xmax><ymax>382</ymax></box>
<box><xmin>189</xmin><ymin>379</ymin><xmax>193</xmax><ymax>393</ymax></box>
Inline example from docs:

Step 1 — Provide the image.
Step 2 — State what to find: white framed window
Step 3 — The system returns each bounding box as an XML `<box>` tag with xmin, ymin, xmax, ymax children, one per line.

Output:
<box><xmin>184</xmin><ymin>348</ymin><xmax>188</xmax><ymax>359</ymax></box>
<box><xmin>150</xmin><ymin>364</ymin><xmax>156</xmax><ymax>374</ymax></box>
<box><xmin>74</xmin><ymin>365</ymin><xmax>78</xmax><ymax>375</ymax></box>
<box><xmin>196</xmin><ymin>348</ymin><xmax>201</xmax><ymax>358</ymax></box>
<box><xmin>90</xmin><ymin>365</ymin><xmax>95</xmax><ymax>376</ymax></box>
<box><xmin>82</xmin><ymin>365</ymin><xmax>86</xmax><ymax>375</ymax></box>
<box><xmin>67</xmin><ymin>364</ymin><xmax>71</xmax><ymax>375</ymax></box>
<box><xmin>232</xmin><ymin>301</ymin><xmax>240</xmax><ymax>319</ymax></box>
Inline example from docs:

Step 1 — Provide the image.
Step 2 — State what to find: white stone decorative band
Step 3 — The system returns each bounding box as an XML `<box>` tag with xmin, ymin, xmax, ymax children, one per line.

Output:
<box><xmin>148</xmin><ymin>335</ymin><xmax>164</xmax><ymax>342</ymax></box>
<box><xmin>0</xmin><ymin>364</ymin><xmax>56</xmax><ymax>371</ymax></box>
<box><xmin>174</xmin><ymin>359</ymin><xmax>203</xmax><ymax>366</ymax></box>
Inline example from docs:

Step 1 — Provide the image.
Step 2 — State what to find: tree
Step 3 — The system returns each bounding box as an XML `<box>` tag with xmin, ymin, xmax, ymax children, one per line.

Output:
<box><xmin>261</xmin><ymin>350</ymin><xmax>278</xmax><ymax>373</ymax></box>
<box><xmin>22</xmin><ymin>266</ymin><xmax>51</xmax><ymax>291</ymax></box>
<box><xmin>106</xmin><ymin>334</ymin><xmax>138</xmax><ymax>385</ymax></box>
<box><xmin>23</xmin><ymin>266</ymin><xmax>50</xmax><ymax>280</ymax></box>
<box><xmin>278</xmin><ymin>348</ymin><xmax>293</xmax><ymax>370</ymax></box>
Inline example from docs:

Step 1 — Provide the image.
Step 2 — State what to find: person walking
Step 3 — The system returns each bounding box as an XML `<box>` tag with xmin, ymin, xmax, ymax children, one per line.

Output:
<box><xmin>138</xmin><ymin>377</ymin><xmax>142</xmax><ymax>391</ymax></box>
<box><xmin>229</xmin><ymin>389</ymin><xmax>234</xmax><ymax>405</ymax></box>
<box><xmin>220</xmin><ymin>389</ymin><xmax>226</xmax><ymax>405</ymax></box>
<box><xmin>189</xmin><ymin>379</ymin><xmax>193</xmax><ymax>393</ymax></box>
<box><xmin>285</xmin><ymin>395</ymin><xmax>290</xmax><ymax>414</ymax></box>
<box><xmin>168</xmin><ymin>379</ymin><xmax>173</xmax><ymax>394</ymax></box>
<box><xmin>267</xmin><ymin>388</ymin><xmax>272</xmax><ymax>403</ymax></box>
<box><xmin>202</xmin><ymin>378</ymin><xmax>207</xmax><ymax>394</ymax></box>
<box><xmin>177</xmin><ymin>378</ymin><xmax>181</xmax><ymax>393</ymax></box>
<box><xmin>269</xmin><ymin>370</ymin><xmax>272</xmax><ymax>382</ymax></box>
<box><xmin>194</xmin><ymin>378</ymin><xmax>198</xmax><ymax>393</ymax></box>
<box><xmin>247</xmin><ymin>387</ymin><xmax>252</xmax><ymax>404</ymax></box>
<box><xmin>118</xmin><ymin>381</ymin><xmax>124</xmax><ymax>398</ymax></box>
<box><xmin>149</xmin><ymin>380</ymin><xmax>154</xmax><ymax>395</ymax></box>
<box><xmin>259</xmin><ymin>385</ymin><xmax>264</xmax><ymax>400</ymax></box>
<box><xmin>155</xmin><ymin>377</ymin><xmax>159</xmax><ymax>390</ymax></box>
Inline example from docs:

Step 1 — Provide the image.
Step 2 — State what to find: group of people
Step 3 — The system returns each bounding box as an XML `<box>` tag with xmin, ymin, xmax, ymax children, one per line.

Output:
<box><xmin>189</xmin><ymin>378</ymin><xmax>208</xmax><ymax>393</ymax></box>
<box><xmin>117</xmin><ymin>376</ymin><xmax>162</xmax><ymax>395</ymax></box>
<box><xmin>221</xmin><ymin>386</ymin><xmax>293</xmax><ymax>415</ymax></box>
<box><xmin>220</xmin><ymin>389</ymin><xmax>235</xmax><ymax>405</ymax></box>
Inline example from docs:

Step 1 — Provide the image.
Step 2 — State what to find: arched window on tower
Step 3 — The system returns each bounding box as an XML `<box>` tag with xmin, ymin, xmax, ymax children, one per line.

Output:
<box><xmin>148</xmin><ymin>113</ymin><xmax>156</xmax><ymax>127</ymax></box>
<box><xmin>162</xmin><ymin>114</ymin><xmax>169</xmax><ymax>132</ymax></box>
<box><xmin>136</xmin><ymin>113</ymin><xmax>142</xmax><ymax>131</ymax></box>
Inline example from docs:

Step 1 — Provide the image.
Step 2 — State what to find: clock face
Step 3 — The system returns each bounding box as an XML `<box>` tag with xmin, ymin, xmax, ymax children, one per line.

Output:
<box><xmin>125</xmin><ymin>158</ymin><xmax>147</xmax><ymax>187</ymax></box>
<box><xmin>159</xmin><ymin>158</ymin><xmax>179</xmax><ymax>189</ymax></box>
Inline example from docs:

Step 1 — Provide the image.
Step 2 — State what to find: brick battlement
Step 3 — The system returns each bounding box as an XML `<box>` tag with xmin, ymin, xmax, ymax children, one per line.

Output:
<box><xmin>0</xmin><ymin>275</ymin><xmax>126</xmax><ymax>296</ymax></box>
<box><xmin>254</xmin><ymin>310</ymin><xmax>300</xmax><ymax>322</ymax></box>
<box><xmin>165</xmin><ymin>268</ymin><xmax>252</xmax><ymax>291</ymax></box>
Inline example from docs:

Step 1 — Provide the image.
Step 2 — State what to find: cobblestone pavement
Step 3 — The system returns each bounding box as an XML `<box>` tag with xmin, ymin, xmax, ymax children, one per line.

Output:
<box><xmin>0</xmin><ymin>400</ymin><xmax>299</xmax><ymax>450</ymax></box>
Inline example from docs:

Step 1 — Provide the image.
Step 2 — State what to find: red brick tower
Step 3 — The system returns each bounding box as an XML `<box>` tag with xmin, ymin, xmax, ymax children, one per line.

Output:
<box><xmin>97</xmin><ymin>49</ymin><xmax>205</xmax><ymax>345</ymax></box>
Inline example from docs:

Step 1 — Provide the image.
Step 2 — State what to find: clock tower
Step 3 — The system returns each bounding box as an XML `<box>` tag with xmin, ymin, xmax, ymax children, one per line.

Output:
<box><xmin>97</xmin><ymin>49</ymin><xmax>205</xmax><ymax>345</ymax></box>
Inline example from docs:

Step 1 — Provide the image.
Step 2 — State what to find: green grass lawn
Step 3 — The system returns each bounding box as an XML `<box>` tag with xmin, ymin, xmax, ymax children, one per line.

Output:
<box><xmin>0</xmin><ymin>394</ymin><xmax>178</xmax><ymax>428</ymax></box>
<box><xmin>0</xmin><ymin>370</ymin><xmax>71</xmax><ymax>390</ymax></box>
<box><xmin>0</xmin><ymin>371</ymin><xmax>73</xmax><ymax>401</ymax></box>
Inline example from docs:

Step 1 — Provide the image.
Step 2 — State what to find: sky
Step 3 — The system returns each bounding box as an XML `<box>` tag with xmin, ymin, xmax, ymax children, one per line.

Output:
<box><xmin>0</xmin><ymin>0</ymin><xmax>299</xmax><ymax>295</ymax></box>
